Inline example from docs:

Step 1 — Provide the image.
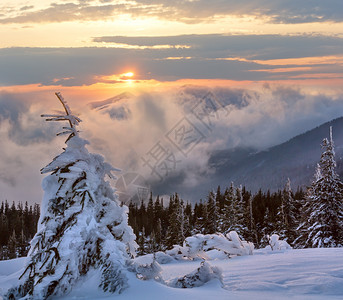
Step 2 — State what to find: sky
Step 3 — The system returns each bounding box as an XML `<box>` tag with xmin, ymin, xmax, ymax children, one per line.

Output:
<box><xmin>1</xmin><ymin>0</ymin><xmax>343</xmax><ymax>205</ymax></box>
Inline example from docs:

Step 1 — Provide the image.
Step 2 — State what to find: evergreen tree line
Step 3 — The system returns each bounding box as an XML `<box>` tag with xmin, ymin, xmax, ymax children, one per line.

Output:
<box><xmin>127</xmin><ymin>184</ymin><xmax>306</xmax><ymax>255</ymax></box>
<box><xmin>0</xmin><ymin>201</ymin><xmax>40</xmax><ymax>260</ymax></box>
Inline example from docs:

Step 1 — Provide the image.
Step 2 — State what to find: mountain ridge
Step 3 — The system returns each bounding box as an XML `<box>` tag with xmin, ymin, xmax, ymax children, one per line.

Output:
<box><xmin>208</xmin><ymin>116</ymin><xmax>343</xmax><ymax>193</ymax></box>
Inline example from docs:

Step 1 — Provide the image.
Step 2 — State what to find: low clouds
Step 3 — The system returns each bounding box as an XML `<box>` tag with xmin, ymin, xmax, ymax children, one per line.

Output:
<box><xmin>1</xmin><ymin>34</ymin><xmax>342</xmax><ymax>86</ymax></box>
<box><xmin>1</xmin><ymin>84</ymin><xmax>343</xmax><ymax>204</ymax></box>
<box><xmin>1</xmin><ymin>0</ymin><xmax>342</xmax><ymax>24</ymax></box>
<box><xmin>106</xmin><ymin>106</ymin><xmax>132</xmax><ymax>120</ymax></box>
<box><xmin>0</xmin><ymin>93</ymin><xmax>28</xmax><ymax>123</ymax></box>
<box><xmin>82</xmin><ymin>85</ymin><xmax>343</xmax><ymax>199</ymax></box>
<box><xmin>92</xmin><ymin>84</ymin><xmax>343</xmax><ymax>201</ymax></box>
<box><xmin>0</xmin><ymin>92</ymin><xmax>57</xmax><ymax>146</ymax></box>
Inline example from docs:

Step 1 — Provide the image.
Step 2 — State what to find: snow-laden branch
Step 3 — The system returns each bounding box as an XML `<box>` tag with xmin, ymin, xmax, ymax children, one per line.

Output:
<box><xmin>41</xmin><ymin>92</ymin><xmax>82</xmax><ymax>141</ymax></box>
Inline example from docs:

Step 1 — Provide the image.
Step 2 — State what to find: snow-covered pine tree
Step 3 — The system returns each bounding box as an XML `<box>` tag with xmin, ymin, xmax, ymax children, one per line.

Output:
<box><xmin>229</xmin><ymin>185</ymin><xmax>246</xmax><ymax>238</ymax></box>
<box><xmin>146</xmin><ymin>192</ymin><xmax>154</xmax><ymax>236</ymax></box>
<box><xmin>137</xmin><ymin>227</ymin><xmax>147</xmax><ymax>255</ymax></box>
<box><xmin>205</xmin><ymin>191</ymin><xmax>217</xmax><ymax>234</ymax></box>
<box><xmin>154</xmin><ymin>218</ymin><xmax>163</xmax><ymax>251</ymax></box>
<box><xmin>153</xmin><ymin>196</ymin><xmax>165</xmax><ymax>250</ymax></box>
<box><xmin>245</xmin><ymin>195</ymin><xmax>258</xmax><ymax>245</ymax></box>
<box><xmin>298</xmin><ymin>127</ymin><xmax>343</xmax><ymax>248</ymax></box>
<box><xmin>218</xmin><ymin>182</ymin><xmax>236</xmax><ymax>233</ymax></box>
<box><xmin>192</xmin><ymin>200</ymin><xmax>207</xmax><ymax>235</ymax></box>
<box><xmin>215</xmin><ymin>185</ymin><xmax>224</xmax><ymax>213</ymax></box>
<box><xmin>183</xmin><ymin>213</ymin><xmax>192</xmax><ymax>239</ymax></box>
<box><xmin>6</xmin><ymin>93</ymin><xmax>137</xmax><ymax>300</ymax></box>
<box><xmin>8</xmin><ymin>230</ymin><xmax>17</xmax><ymax>259</ymax></box>
<box><xmin>260</xmin><ymin>207</ymin><xmax>273</xmax><ymax>247</ymax></box>
<box><xmin>165</xmin><ymin>194</ymin><xmax>185</xmax><ymax>248</ymax></box>
<box><xmin>18</xmin><ymin>229</ymin><xmax>28</xmax><ymax>257</ymax></box>
<box><xmin>294</xmin><ymin>164</ymin><xmax>321</xmax><ymax>248</ymax></box>
<box><xmin>178</xmin><ymin>199</ymin><xmax>186</xmax><ymax>242</ymax></box>
<box><xmin>276</xmin><ymin>178</ymin><xmax>297</xmax><ymax>244</ymax></box>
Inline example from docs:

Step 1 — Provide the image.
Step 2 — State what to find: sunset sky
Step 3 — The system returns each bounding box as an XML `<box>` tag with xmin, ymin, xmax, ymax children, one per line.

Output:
<box><xmin>1</xmin><ymin>0</ymin><xmax>343</xmax><ymax>204</ymax></box>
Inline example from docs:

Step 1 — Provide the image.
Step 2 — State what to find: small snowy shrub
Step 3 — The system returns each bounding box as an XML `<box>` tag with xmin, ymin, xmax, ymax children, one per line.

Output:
<box><xmin>267</xmin><ymin>234</ymin><xmax>292</xmax><ymax>251</ymax></box>
<box><xmin>165</xmin><ymin>245</ymin><xmax>189</xmax><ymax>260</ymax></box>
<box><xmin>129</xmin><ymin>255</ymin><xmax>162</xmax><ymax>281</ymax></box>
<box><xmin>154</xmin><ymin>251</ymin><xmax>174</xmax><ymax>264</ymax></box>
<box><xmin>166</xmin><ymin>261</ymin><xmax>222</xmax><ymax>288</ymax></box>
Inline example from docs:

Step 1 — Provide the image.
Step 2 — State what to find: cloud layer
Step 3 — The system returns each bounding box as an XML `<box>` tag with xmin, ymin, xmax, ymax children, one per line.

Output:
<box><xmin>1</xmin><ymin>0</ymin><xmax>342</xmax><ymax>24</ymax></box>
<box><xmin>1</xmin><ymin>34</ymin><xmax>342</xmax><ymax>86</ymax></box>
<box><xmin>2</xmin><ymin>84</ymin><xmax>343</xmax><ymax>205</ymax></box>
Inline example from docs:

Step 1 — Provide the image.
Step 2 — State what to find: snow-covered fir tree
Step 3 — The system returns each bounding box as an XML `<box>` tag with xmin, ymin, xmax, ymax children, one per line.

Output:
<box><xmin>297</xmin><ymin>127</ymin><xmax>343</xmax><ymax>248</ymax></box>
<box><xmin>218</xmin><ymin>183</ymin><xmax>236</xmax><ymax>233</ymax></box>
<box><xmin>6</xmin><ymin>93</ymin><xmax>137</xmax><ymax>300</ymax></box>
<box><xmin>294</xmin><ymin>164</ymin><xmax>321</xmax><ymax>248</ymax></box>
<box><xmin>154</xmin><ymin>218</ymin><xmax>163</xmax><ymax>251</ymax></box>
<box><xmin>246</xmin><ymin>195</ymin><xmax>258</xmax><ymax>245</ymax></box>
<box><xmin>137</xmin><ymin>227</ymin><xmax>147</xmax><ymax>255</ymax></box>
<box><xmin>165</xmin><ymin>194</ymin><xmax>186</xmax><ymax>248</ymax></box>
<box><xmin>192</xmin><ymin>200</ymin><xmax>207</xmax><ymax>235</ymax></box>
<box><xmin>145</xmin><ymin>192</ymin><xmax>154</xmax><ymax>236</ymax></box>
<box><xmin>260</xmin><ymin>207</ymin><xmax>274</xmax><ymax>247</ymax></box>
<box><xmin>8</xmin><ymin>230</ymin><xmax>17</xmax><ymax>259</ymax></box>
<box><xmin>276</xmin><ymin>178</ymin><xmax>297</xmax><ymax>244</ymax></box>
<box><xmin>205</xmin><ymin>191</ymin><xmax>217</xmax><ymax>234</ymax></box>
<box><xmin>229</xmin><ymin>185</ymin><xmax>246</xmax><ymax>238</ymax></box>
<box><xmin>218</xmin><ymin>183</ymin><xmax>246</xmax><ymax>237</ymax></box>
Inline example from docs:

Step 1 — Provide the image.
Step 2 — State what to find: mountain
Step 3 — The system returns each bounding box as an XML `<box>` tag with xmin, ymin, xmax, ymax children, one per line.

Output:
<box><xmin>88</xmin><ymin>92</ymin><xmax>134</xmax><ymax>111</ymax></box>
<box><xmin>153</xmin><ymin>116</ymin><xmax>343</xmax><ymax>202</ymax></box>
<box><xmin>207</xmin><ymin>116</ymin><xmax>343</xmax><ymax>193</ymax></box>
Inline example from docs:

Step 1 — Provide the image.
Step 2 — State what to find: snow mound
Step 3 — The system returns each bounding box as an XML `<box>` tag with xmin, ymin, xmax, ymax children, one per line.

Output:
<box><xmin>129</xmin><ymin>255</ymin><xmax>162</xmax><ymax>281</ymax></box>
<box><xmin>165</xmin><ymin>231</ymin><xmax>254</xmax><ymax>261</ymax></box>
<box><xmin>185</xmin><ymin>231</ymin><xmax>254</xmax><ymax>259</ymax></box>
<box><xmin>154</xmin><ymin>252</ymin><xmax>174</xmax><ymax>264</ymax></box>
<box><xmin>165</xmin><ymin>261</ymin><xmax>222</xmax><ymax>288</ymax></box>
<box><xmin>263</xmin><ymin>234</ymin><xmax>292</xmax><ymax>251</ymax></box>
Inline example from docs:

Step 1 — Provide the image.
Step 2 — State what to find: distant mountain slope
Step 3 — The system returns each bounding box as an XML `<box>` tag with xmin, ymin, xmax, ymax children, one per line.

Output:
<box><xmin>209</xmin><ymin>116</ymin><xmax>343</xmax><ymax>192</ymax></box>
<box><xmin>88</xmin><ymin>92</ymin><xmax>134</xmax><ymax>110</ymax></box>
<box><xmin>88</xmin><ymin>92</ymin><xmax>343</xmax><ymax>200</ymax></box>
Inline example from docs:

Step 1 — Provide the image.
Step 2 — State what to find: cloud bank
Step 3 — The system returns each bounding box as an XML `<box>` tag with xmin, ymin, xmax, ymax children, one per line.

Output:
<box><xmin>2</xmin><ymin>84</ymin><xmax>343</xmax><ymax>205</ymax></box>
<box><xmin>1</xmin><ymin>34</ymin><xmax>342</xmax><ymax>86</ymax></box>
<box><xmin>1</xmin><ymin>0</ymin><xmax>342</xmax><ymax>24</ymax></box>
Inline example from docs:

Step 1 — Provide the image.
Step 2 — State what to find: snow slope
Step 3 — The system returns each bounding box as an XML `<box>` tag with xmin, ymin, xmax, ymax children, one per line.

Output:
<box><xmin>1</xmin><ymin>248</ymin><xmax>343</xmax><ymax>300</ymax></box>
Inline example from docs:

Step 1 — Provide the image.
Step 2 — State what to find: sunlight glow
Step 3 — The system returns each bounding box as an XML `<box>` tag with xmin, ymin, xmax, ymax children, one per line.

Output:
<box><xmin>95</xmin><ymin>71</ymin><xmax>136</xmax><ymax>84</ymax></box>
<box><xmin>122</xmin><ymin>72</ymin><xmax>134</xmax><ymax>78</ymax></box>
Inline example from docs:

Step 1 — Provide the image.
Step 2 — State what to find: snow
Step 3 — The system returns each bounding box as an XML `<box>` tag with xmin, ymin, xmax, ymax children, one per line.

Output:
<box><xmin>266</xmin><ymin>234</ymin><xmax>292</xmax><ymax>251</ymax></box>
<box><xmin>164</xmin><ymin>231</ymin><xmax>254</xmax><ymax>261</ymax></box>
<box><xmin>2</xmin><ymin>248</ymin><xmax>343</xmax><ymax>300</ymax></box>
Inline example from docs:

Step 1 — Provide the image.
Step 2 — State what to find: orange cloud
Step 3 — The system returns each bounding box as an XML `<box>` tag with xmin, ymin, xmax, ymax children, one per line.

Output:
<box><xmin>218</xmin><ymin>55</ymin><xmax>343</xmax><ymax>66</ymax></box>
<box><xmin>250</xmin><ymin>67</ymin><xmax>313</xmax><ymax>73</ymax></box>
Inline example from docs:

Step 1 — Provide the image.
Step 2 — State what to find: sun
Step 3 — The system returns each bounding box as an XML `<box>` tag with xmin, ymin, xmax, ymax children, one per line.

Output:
<box><xmin>122</xmin><ymin>72</ymin><xmax>134</xmax><ymax>78</ymax></box>
<box><xmin>119</xmin><ymin>71</ymin><xmax>135</xmax><ymax>85</ymax></box>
